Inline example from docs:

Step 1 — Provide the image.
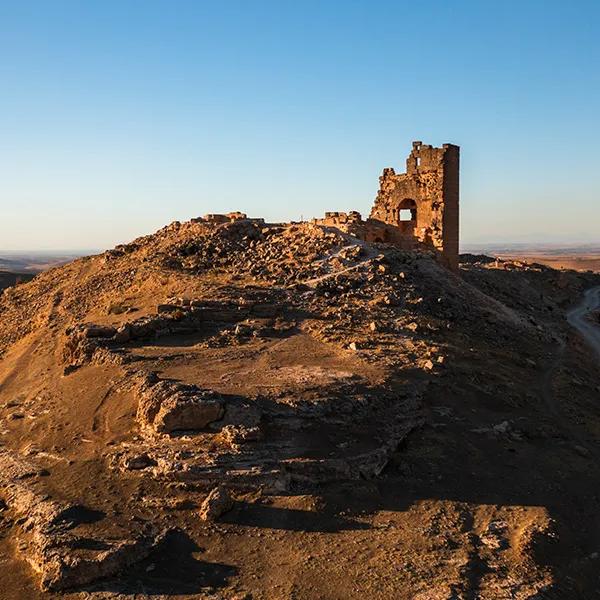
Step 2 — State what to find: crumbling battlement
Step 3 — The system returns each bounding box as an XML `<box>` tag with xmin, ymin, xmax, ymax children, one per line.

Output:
<box><xmin>319</xmin><ymin>211</ymin><xmax>363</xmax><ymax>225</ymax></box>
<box><xmin>192</xmin><ymin>212</ymin><xmax>266</xmax><ymax>226</ymax></box>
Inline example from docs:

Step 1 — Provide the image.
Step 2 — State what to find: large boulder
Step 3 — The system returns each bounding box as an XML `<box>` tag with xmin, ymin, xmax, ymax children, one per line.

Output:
<box><xmin>135</xmin><ymin>373</ymin><xmax>224</xmax><ymax>435</ymax></box>
<box><xmin>154</xmin><ymin>393</ymin><xmax>224</xmax><ymax>433</ymax></box>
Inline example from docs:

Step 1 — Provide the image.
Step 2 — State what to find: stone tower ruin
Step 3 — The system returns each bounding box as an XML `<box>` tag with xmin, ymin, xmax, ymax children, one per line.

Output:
<box><xmin>370</xmin><ymin>141</ymin><xmax>460</xmax><ymax>270</ymax></box>
<box><xmin>313</xmin><ymin>141</ymin><xmax>460</xmax><ymax>270</ymax></box>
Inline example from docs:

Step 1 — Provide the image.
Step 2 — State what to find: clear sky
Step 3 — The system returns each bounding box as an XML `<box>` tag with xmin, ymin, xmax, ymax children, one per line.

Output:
<box><xmin>1</xmin><ymin>0</ymin><xmax>599</xmax><ymax>251</ymax></box>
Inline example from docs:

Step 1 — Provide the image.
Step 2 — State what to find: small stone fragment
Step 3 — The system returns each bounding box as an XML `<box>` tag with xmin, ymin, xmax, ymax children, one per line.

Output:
<box><xmin>123</xmin><ymin>453</ymin><xmax>156</xmax><ymax>471</ymax></box>
<box><xmin>199</xmin><ymin>486</ymin><xmax>234</xmax><ymax>522</ymax></box>
<box><xmin>221</xmin><ymin>424</ymin><xmax>262</xmax><ymax>446</ymax></box>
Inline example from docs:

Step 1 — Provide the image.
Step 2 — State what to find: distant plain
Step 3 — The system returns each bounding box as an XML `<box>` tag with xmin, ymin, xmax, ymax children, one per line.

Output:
<box><xmin>462</xmin><ymin>244</ymin><xmax>600</xmax><ymax>272</ymax></box>
<box><xmin>0</xmin><ymin>252</ymin><xmax>90</xmax><ymax>273</ymax></box>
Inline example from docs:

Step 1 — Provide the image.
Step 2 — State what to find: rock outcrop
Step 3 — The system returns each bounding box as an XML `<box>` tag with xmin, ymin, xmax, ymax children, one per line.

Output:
<box><xmin>134</xmin><ymin>372</ymin><xmax>224</xmax><ymax>435</ymax></box>
<box><xmin>0</xmin><ymin>451</ymin><xmax>164</xmax><ymax>592</ymax></box>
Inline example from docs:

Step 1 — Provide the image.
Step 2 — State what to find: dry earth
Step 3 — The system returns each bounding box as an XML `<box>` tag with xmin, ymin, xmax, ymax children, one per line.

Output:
<box><xmin>1</xmin><ymin>219</ymin><xmax>600</xmax><ymax>599</ymax></box>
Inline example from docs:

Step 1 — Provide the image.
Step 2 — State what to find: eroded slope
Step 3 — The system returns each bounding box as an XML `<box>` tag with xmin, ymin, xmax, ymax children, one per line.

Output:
<box><xmin>0</xmin><ymin>219</ymin><xmax>599</xmax><ymax>598</ymax></box>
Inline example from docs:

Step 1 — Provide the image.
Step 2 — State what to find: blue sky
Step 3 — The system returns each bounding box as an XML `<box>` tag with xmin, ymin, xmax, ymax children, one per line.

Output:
<box><xmin>1</xmin><ymin>0</ymin><xmax>599</xmax><ymax>250</ymax></box>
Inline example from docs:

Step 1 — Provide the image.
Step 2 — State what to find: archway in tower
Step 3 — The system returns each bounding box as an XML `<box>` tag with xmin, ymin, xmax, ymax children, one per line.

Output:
<box><xmin>398</xmin><ymin>198</ymin><xmax>417</xmax><ymax>226</ymax></box>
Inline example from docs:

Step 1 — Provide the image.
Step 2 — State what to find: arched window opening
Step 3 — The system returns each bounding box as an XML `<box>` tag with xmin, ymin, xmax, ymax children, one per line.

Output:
<box><xmin>398</xmin><ymin>199</ymin><xmax>417</xmax><ymax>224</ymax></box>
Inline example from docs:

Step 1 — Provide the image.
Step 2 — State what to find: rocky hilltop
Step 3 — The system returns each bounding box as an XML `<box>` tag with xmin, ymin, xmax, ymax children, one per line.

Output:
<box><xmin>1</xmin><ymin>215</ymin><xmax>600</xmax><ymax>599</ymax></box>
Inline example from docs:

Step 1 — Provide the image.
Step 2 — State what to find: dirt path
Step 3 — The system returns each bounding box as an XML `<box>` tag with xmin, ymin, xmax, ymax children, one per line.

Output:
<box><xmin>567</xmin><ymin>285</ymin><xmax>600</xmax><ymax>360</ymax></box>
<box><xmin>536</xmin><ymin>286</ymin><xmax>600</xmax><ymax>460</ymax></box>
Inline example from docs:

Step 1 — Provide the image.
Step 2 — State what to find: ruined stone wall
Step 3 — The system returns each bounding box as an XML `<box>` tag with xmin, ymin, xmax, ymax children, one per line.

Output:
<box><xmin>370</xmin><ymin>141</ymin><xmax>460</xmax><ymax>270</ymax></box>
<box><xmin>311</xmin><ymin>212</ymin><xmax>400</xmax><ymax>246</ymax></box>
<box><xmin>196</xmin><ymin>141</ymin><xmax>460</xmax><ymax>271</ymax></box>
<box><xmin>192</xmin><ymin>212</ymin><xmax>266</xmax><ymax>226</ymax></box>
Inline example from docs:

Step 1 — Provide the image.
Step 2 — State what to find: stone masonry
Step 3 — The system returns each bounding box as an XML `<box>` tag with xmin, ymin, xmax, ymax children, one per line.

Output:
<box><xmin>314</xmin><ymin>141</ymin><xmax>460</xmax><ymax>270</ymax></box>
<box><xmin>370</xmin><ymin>141</ymin><xmax>459</xmax><ymax>270</ymax></box>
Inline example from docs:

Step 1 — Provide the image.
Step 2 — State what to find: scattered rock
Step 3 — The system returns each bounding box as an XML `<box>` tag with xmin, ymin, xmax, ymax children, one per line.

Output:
<box><xmin>493</xmin><ymin>421</ymin><xmax>511</xmax><ymax>435</ymax></box>
<box><xmin>157</xmin><ymin>303</ymin><xmax>180</xmax><ymax>314</ymax></box>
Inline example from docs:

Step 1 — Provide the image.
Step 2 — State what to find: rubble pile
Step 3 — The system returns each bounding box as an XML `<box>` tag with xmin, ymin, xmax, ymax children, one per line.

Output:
<box><xmin>109</xmin><ymin>384</ymin><xmax>423</xmax><ymax>493</ymax></box>
<box><xmin>172</xmin><ymin>220</ymin><xmax>370</xmax><ymax>285</ymax></box>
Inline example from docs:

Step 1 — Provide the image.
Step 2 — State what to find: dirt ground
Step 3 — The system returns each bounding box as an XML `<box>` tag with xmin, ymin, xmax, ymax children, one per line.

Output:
<box><xmin>1</xmin><ymin>221</ymin><xmax>600</xmax><ymax>599</ymax></box>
